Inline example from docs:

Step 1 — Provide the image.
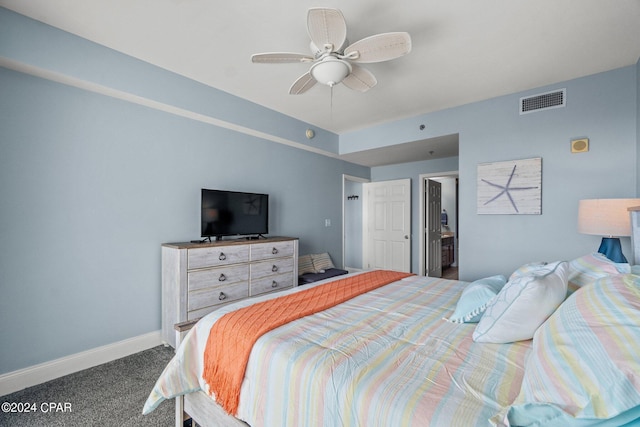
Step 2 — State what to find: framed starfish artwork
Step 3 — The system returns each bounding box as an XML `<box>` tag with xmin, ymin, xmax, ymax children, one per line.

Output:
<box><xmin>477</xmin><ymin>157</ymin><xmax>542</xmax><ymax>215</ymax></box>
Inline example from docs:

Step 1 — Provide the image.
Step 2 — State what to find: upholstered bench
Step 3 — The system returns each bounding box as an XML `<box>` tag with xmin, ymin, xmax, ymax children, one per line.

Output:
<box><xmin>298</xmin><ymin>252</ymin><xmax>348</xmax><ymax>285</ymax></box>
<box><xmin>298</xmin><ymin>268</ymin><xmax>349</xmax><ymax>285</ymax></box>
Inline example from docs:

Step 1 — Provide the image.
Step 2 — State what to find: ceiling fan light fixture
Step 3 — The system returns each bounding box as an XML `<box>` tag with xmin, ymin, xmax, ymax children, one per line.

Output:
<box><xmin>310</xmin><ymin>57</ymin><xmax>352</xmax><ymax>87</ymax></box>
<box><xmin>252</xmin><ymin>8</ymin><xmax>411</xmax><ymax>95</ymax></box>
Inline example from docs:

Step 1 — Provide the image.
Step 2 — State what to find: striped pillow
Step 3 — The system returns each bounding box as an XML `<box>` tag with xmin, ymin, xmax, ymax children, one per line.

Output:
<box><xmin>495</xmin><ymin>274</ymin><xmax>640</xmax><ymax>426</ymax></box>
<box><xmin>298</xmin><ymin>255</ymin><xmax>316</xmax><ymax>275</ymax></box>
<box><xmin>567</xmin><ymin>252</ymin><xmax>629</xmax><ymax>293</ymax></box>
<box><xmin>311</xmin><ymin>252</ymin><xmax>335</xmax><ymax>272</ymax></box>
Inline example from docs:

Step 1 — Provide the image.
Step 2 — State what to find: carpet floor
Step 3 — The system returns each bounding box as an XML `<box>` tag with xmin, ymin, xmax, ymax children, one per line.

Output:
<box><xmin>0</xmin><ymin>345</ymin><xmax>175</xmax><ymax>426</ymax></box>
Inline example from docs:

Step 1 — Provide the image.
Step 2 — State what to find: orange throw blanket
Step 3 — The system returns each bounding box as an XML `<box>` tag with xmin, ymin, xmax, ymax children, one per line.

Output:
<box><xmin>202</xmin><ymin>269</ymin><xmax>413</xmax><ymax>415</ymax></box>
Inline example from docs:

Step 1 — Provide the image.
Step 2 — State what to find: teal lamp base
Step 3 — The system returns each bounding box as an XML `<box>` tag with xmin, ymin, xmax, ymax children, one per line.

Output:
<box><xmin>598</xmin><ymin>237</ymin><xmax>627</xmax><ymax>263</ymax></box>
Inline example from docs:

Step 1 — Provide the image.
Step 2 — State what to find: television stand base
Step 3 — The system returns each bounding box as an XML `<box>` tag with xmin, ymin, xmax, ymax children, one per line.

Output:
<box><xmin>190</xmin><ymin>236</ymin><xmax>213</xmax><ymax>244</ymax></box>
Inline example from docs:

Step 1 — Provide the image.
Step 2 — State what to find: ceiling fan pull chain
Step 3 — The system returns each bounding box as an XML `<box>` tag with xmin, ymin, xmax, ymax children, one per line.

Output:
<box><xmin>330</xmin><ymin>85</ymin><xmax>334</xmax><ymax>122</ymax></box>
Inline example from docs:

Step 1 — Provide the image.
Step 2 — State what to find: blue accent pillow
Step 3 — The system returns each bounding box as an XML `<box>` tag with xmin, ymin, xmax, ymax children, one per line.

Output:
<box><xmin>446</xmin><ymin>275</ymin><xmax>507</xmax><ymax>323</ymax></box>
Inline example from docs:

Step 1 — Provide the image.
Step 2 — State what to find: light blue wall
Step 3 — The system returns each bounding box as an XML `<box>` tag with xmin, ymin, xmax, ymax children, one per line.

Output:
<box><xmin>0</xmin><ymin>9</ymin><xmax>368</xmax><ymax>374</ymax></box>
<box><xmin>362</xmin><ymin>67</ymin><xmax>638</xmax><ymax>280</ymax></box>
<box><xmin>0</xmin><ymin>8</ymin><xmax>338</xmax><ymax>154</ymax></box>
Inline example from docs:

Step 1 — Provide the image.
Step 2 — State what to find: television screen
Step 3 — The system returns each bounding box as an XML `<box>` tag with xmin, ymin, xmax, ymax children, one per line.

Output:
<box><xmin>201</xmin><ymin>189</ymin><xmax>269</xmax><ymax>238</ymax></box>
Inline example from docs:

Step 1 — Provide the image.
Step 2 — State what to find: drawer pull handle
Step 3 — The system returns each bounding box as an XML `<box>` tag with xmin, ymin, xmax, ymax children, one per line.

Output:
<box><xmin>218</xmin><ymin>292</ymin><xmax>227</xmax><ymax>301</ymax></box>
<box><xmin>272</xmin><ymin>265</ymin><xmax>278</xmax><ymax>272</ymax></box>
<box><xmin>219</xmin><ymin>273</ymin><xmax>226</xmax><ymax>282</ymax></box>
<box><xmin>272</xmin><ymin>248</ymin><xmax>278</xmax><ymax>255</ymax></box>
<box><xmin>219</xmin><ymin>252</ymin><xmax>227</xmax><ymax>261</ymax></box>
<box><xmin>271</xmin><ymin>280</ymin><xmax>278</xmax><ymax>288</ymax></box>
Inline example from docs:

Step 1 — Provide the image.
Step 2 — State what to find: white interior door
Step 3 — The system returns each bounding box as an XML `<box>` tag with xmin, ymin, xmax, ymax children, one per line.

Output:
<box><xmin>426</xmin><ymin>179</ymin><xmax>442</xmax><ymax>277</ymax></box>
<box><xmin>363</xmin><ymin>179</ymin><xmax>411</xmax><ymax>272</ymax></box>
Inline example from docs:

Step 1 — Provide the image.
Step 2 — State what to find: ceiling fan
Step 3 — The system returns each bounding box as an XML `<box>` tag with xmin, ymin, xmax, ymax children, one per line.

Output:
<box><xmin>251</xmin><ymin>8</ymin><xmax>412</xmax><ymax>95</ymax></box>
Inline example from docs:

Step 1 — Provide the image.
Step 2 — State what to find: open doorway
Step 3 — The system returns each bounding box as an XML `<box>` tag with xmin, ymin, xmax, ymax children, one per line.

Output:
<box><xmin>419</xmin><ymin>172</ymin><xmax>459</xmax><ymax>278</ymax></box>
<box><xmin>342</xmin><ymin>174</ymin><xmax>369</xmax><ymax>271</ymax></box>
<box><xmin>343</xmin><ymin>175</ymin><xmax>412</xmax><ymax>273</ymax></box>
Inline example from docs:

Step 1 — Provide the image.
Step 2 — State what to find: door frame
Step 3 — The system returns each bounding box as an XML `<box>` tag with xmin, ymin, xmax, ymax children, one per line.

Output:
<box><xmin>419</xmin><ymin>171</ymin><xmax>459</xmax><ymax>276</ymax></box>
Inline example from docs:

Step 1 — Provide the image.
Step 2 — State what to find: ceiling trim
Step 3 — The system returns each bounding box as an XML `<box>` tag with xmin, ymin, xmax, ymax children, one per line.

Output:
<box><xmin>0</xmin><ymin>56</ymin><xmax>342</xmax><ymax>162</ymax></box>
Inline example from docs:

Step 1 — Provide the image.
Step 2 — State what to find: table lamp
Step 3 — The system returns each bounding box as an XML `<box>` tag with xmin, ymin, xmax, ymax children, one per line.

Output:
<box><xmin>577</xmin><ymin>198</ymin><xmax>640</xmax><ymax>263</ymax></box>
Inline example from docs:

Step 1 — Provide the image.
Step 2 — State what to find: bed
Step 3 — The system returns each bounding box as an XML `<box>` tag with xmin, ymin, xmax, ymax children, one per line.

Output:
<box><xmin>143</xmin><ymin>253</ymin><xmax>640</xmax><ymax>427</ymax></box>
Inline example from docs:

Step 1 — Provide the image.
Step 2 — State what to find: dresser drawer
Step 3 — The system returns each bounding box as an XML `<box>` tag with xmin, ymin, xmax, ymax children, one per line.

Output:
<box><xmin>251</xmin><ymin>240</ymin><xmax>295</xmax><ymax>261</ymax></box>
<box><xmin>188</xmin><ymin>281</ymin><xmax>249</xmax><ymax>312</ymax></box>
<box><xmin>250</xmin><ymin>272</ymin><xmax>294</xmax><ymax>296</ymax></box>
<box><xmin>188</xmin><ymin>264</ymin><xmax>249</xmax><ymax>291</ymax></box>
<box><xmin>250</xmin><ymin>258</ymin><xmax>294</xmax><ymax>280</ymax></box>
<box><xmin>188</xmin><ymin>245</ymin><xmax>249</xmax><ymax>270</ymax></box>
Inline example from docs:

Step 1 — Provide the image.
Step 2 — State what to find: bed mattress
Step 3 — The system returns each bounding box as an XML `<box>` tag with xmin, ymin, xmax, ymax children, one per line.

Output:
<box><xmin>144</xmin><ymin>273</ymin><xmax>530</xmax><ymax>426</ymax></box>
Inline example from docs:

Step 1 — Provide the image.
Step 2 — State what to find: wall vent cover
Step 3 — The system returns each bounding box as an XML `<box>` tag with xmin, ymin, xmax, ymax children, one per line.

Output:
<box><xmin>520</xmin><ymin>89</ymin><xmax>566</xmax><ymax>114</ymax></box>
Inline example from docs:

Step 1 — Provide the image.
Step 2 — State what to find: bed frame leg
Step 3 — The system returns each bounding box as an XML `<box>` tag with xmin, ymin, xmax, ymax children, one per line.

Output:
<box><xmin>175</xmin><ymin>395</ymin><xmax>186</xmax><ymax>427</ymax></box>
<box><xmin>174</xmin><ymin>320</ymin><xmax>199</xmax><ymax>427</ymax></box>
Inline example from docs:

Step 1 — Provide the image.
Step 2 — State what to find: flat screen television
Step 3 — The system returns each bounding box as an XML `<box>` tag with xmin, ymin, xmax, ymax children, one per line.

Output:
<box><xmin>201</xmin><ymin>189</ymin><xmax>269</xmax><ymax>239</ymax></box>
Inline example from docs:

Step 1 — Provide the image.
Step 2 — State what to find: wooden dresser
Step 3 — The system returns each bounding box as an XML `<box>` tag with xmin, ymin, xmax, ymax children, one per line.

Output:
<box><xmin>161</xmin><ymin>236</ymin><xmax>298</xmax><ymax>348</ymax></box>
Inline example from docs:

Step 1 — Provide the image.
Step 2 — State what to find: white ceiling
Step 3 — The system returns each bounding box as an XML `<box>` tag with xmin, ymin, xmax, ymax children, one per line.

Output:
<box><xmin>2</xmin><ymin>1</ymin><xmax>640</xmax><ymax>165</ymax></box>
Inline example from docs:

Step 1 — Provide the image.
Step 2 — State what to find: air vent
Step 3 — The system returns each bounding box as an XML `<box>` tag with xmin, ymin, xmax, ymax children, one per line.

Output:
<box><xmin>520</xmin><ymin>89</ymin><xmax>566</xmax><ymax>114</ymax></box>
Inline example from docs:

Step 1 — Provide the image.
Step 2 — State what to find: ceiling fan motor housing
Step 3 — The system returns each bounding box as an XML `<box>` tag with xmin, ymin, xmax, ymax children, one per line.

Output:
<box><xmin>309</xmin><ymin>40</ymin><xmax>348</xmax><ymax>57</ymax></box>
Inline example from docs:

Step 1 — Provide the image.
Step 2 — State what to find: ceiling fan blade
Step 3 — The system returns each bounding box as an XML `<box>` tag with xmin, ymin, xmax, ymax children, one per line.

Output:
<box><xmin>344</xmin><ymin>32</ymin><xmax>412</xmax><ymax>63</ymax></box>
<box><xmin>251</xmin><ymin>52</ymin><xmax>314</xmax><ymax>64</ymax></box>
<box><xmin>289</xmin><ymin>72</ymin><xmax>317</xmax><ymax>94</ymax></box>
<box><xmin>342</xmin><ymin>64</ymin><xmax>377</xmax><ymax>92</ymax></box>
<box><xmin>307</xmin><ymin>8</ymin><xmax>347</xmax><ymax>52</ymax></box>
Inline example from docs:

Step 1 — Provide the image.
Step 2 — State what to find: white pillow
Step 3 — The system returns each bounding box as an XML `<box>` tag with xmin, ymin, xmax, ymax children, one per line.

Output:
<box><xmin>473</xmin><ymin>261</ymin><xmax>568</xmax><ymax>344</ymax></box>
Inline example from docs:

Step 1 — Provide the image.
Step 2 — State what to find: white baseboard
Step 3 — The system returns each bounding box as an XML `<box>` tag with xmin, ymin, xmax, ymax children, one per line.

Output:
<box><xmin>0</xmin><ymin>330</ymin><xmax>163</xmax><ymax>397</ymax></box>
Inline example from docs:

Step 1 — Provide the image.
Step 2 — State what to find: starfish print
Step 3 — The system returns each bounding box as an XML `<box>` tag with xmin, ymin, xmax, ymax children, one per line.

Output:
<box><xmin>481</xmin><ymin>164</ymin><xmax>538</xmax><ymax>213</ymax></box>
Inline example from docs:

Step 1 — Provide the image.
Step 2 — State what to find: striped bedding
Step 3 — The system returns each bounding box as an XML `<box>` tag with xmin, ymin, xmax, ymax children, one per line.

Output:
<box><xmin>495</xmin><ymin>273</ymin><xmax>640</xmax><ymax>426</ymax></box>
<box><xmin>144</xmin><ymin>273</ymin><xmax>530</xmax><ymax>426</ymax></box>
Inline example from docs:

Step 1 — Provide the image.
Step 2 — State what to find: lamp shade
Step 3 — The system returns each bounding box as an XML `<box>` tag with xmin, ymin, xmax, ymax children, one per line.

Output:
<box><xmin>310</xmin><ymin>57</ymin><xmax>351</xmax><ymax>87</ymax></box>
<box><xmin>578</xmin><ymin>198</ymin><xmax>640</xmax><ymax>237</ymax></box>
